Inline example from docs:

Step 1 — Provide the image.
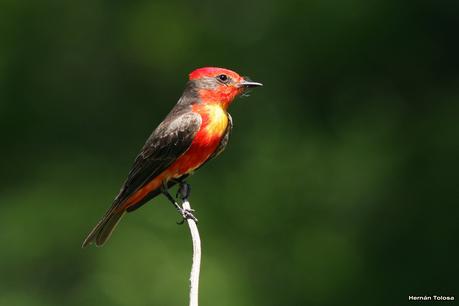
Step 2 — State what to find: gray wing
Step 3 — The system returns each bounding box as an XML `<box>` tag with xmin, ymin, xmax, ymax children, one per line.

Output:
<box><xmin>113</xmin><ymin>110</ymin><xmax>202</xmax><ymax>208</ymax></box>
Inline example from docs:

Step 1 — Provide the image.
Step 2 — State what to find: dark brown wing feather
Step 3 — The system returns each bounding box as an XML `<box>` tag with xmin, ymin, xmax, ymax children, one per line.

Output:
<box><xmin>113</xmin><ymin>109</ymin><xmax>201</xmax><ymax>207</ymax></box>
<box><xmin>82</xmin><ymin>104</ymin><xmax>201</xmax><ymax>247</ymax></box>
<box><xmin>126</xmin><ymin>113</ymin><xmax>232</xmax><ymax>214</ymax></box>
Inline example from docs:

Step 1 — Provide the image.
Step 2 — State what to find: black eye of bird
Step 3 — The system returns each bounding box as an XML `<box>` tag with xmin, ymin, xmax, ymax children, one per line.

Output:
<box><xmin>217</xmin><ymin>74</ymin><xmax>229</xmax><ymax>83</ymax></box>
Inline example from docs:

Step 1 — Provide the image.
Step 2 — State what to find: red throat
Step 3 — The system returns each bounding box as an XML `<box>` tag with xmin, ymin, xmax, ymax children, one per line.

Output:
<box><xmin>198</xmin><ymin>87</ymin><xmax>241</xmax><ymax>109</ymax></box>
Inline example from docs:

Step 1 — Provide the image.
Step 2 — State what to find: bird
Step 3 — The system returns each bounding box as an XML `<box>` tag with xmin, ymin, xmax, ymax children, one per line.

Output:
<box><xmin>82</xmin><ymin>67</ymin><xmax>262</xmax><ymax>247</ymax></box>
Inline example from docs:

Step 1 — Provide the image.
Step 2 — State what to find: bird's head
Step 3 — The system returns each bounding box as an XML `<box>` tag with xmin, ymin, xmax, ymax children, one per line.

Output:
<box><xmin>188</xmin><ymin>67</ymin><xmax>262</xmax><ymax>109</ymax></box>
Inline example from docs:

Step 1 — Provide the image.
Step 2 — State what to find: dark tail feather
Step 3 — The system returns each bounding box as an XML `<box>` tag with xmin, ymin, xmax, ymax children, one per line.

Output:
<box><xmin>82</xmin><ymin>209</ymin><xmax>126</xmax><ymax>248</ymax></box>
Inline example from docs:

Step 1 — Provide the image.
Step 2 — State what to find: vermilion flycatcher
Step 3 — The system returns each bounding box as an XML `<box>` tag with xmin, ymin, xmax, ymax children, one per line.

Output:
<box><xmin>82</xmin><ymin>67</ymin><xmax>262</xmax><ymax>247</ymax></box>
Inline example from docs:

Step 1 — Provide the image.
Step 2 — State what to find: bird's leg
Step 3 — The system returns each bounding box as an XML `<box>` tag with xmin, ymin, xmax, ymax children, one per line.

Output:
<box><xmin>177</xmin><ymin>181</ymin><xmax>192</xmax><ymax>202</ymax></box>
<box><xmin>177</xmin><ymin>181</ymin><xmax>198</xmax><ymax>224</ymax></box>
<box><xmin>161</xmin><ymin>181</ymin><xmax>183</xmax><ymax>214</ymax></box>
<box><xmin>161</xmin><ymin>181</ymin><xmax>198</xmax><ymax>224</ymax></box>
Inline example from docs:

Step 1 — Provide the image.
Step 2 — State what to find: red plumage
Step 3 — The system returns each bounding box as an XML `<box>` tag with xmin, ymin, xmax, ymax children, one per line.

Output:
<box><xmin>82</xmin><ymin>67</ymin><xmax>262</xmax><ymax>247</ymax></box>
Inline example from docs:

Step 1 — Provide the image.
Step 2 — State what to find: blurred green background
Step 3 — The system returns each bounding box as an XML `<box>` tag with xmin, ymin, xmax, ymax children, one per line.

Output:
<box><xmin>1</xmin><ymin>0</ymin><xmax>458</xmax><ymax>305</ymax></box>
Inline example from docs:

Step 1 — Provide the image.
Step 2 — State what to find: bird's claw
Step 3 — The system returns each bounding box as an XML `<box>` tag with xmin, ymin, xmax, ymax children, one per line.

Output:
<box><xmin>177</xmin><ymin>208</ymin><xmax>198</xmax><ymax>224</ymax></box>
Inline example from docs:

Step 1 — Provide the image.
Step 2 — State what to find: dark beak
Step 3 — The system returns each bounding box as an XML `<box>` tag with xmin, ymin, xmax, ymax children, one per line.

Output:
<box><xmin>239</xmin><ymin>79</ymin><xmax>263</xmax><ymax>88</ymax></box>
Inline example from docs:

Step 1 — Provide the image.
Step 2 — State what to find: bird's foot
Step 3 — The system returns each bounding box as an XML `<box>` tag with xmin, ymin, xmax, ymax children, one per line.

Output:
<box><xmin>175</xmin><ymin>182</ymin><xmax>197</xmax><ymax>223</ymax></box>
<box><xmin>162</xmin><ymin>180</ymin><xmax>197</xmax><ymax>224</ymax></box>
<box><xmin>177</xmin><ymin>207</ymin><xmax>198</xmax><ymax>224</ymax></box>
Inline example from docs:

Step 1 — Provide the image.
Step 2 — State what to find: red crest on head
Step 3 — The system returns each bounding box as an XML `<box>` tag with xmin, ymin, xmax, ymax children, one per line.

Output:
<box><xmin>189</xmin><ymin>67</ymin><xmax>241</xmax><ymax>81</ymax></box>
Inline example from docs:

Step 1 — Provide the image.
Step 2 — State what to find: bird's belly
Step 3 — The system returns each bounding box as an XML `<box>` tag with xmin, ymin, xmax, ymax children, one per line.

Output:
<box><xmin>121</xmin><ymin>104</ymin><xmax>228</xmax><ymax>208</ymax></box>
<box><xmin>166</xmin><ymin>104</ymin><xmax>229</xmax><ymax>177</ymax></box>
<box><xmin>166</xmin><ymin>137</ymin><xmax>221</xmax><ymax>176</ymax></box>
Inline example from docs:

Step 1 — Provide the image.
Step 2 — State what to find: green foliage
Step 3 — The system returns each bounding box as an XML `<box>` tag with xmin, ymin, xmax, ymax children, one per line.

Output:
<box><xmin>1</xmin><ymin>0</ymin><xmax>458</xmax><ymax>305</ymax></box>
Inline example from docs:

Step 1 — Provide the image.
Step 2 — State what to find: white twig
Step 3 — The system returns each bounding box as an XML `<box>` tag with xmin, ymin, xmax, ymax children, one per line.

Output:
<box><xmin>182</xmin><ymin>199</ymin><xmax>201</xmax><ymax>306</ymax></box>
